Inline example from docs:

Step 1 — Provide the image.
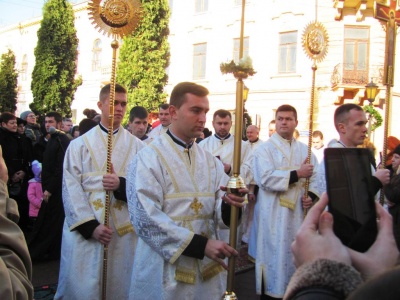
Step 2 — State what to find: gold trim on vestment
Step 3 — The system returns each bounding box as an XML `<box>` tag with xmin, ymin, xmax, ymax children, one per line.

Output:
<box><xmin>170</xmin><ymin>232</ymin><xmax>194</xmax><ymax>264</ymax></box>
<box><xmin>164</xmin><ymin>192</ymin><xmax>215</xmax><ymax>200</ymax></box>
<box><xmin>201</xmin><ymin>261</ymin><xmax>224</xmax><ymax>281</ymax></box>
<box><xmin>175</xmin><ymin>264</ymin><xmax>197</xmax><ymax>284</ymax></box>
<box><xmin>170</xmin><ymin>214</ymin><xmax>213</xmax><ymax>222</ymax></box>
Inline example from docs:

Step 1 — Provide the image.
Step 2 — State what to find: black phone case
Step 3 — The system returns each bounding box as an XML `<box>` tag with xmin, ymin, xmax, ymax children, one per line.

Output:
<box><xmin>324</xmin><ymin>148</ymin><xmax>378</xmax><ymax>252</ymax></box>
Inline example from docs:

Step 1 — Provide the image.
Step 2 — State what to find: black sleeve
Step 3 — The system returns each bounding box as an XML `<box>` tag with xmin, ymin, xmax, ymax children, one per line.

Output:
<box><xmin>289</xmin><ymin>170</ymin><xmax>299</xmax><ymax>185</ymax></box>
<box><xmin>181</xmin><ymin>234</ymin><xmax>208</xmax><ymax>259</ymax></box>
<box><xmin>75</xmin><ymin>219</ymin><xmax>100</xmax><ymax>239</ymax></box>
<box><xmin>371</xmin><ymin>176</ymin><xmax>383</xmax><ymax>195</ymax></box>
<box><xmin>308</xmin><ymin>191</ymin><xmax>318</xmax><ymax>201</ymax></box>
<box><xmin>113</xmin><ymin>177</ymin><xmax>127</xmax><ymax>202</ymax></box>
<box><xmin>221</xmin><ymin>201</ymin><xmax>242</xmax><ymax>227</ymax></box>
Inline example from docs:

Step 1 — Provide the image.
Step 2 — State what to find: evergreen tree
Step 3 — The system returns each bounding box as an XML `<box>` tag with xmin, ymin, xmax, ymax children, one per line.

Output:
<box><xmin>117</xmin><ymin>0</ymin><xmax>170</xmax><ymax>122</ymax></box>
<box><xmin>0</xmin><ymin>49</ymin><xmax>18</xmax><ymax>113</ymax></box>
<box><xmin>30</xmin><ymin>0</ymin><xmax>81</xmax><ymax>117</ymax></box>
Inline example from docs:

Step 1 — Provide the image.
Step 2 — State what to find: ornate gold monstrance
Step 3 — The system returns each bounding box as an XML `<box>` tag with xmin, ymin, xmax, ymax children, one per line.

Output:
<box><xmin>301</xmin><ymin>21</ymin><xmax>329</xmax><ymax>216</ymax></box>
<box><xmin>88</xmin><ymin>1</ymin><xmax>142</xmax><ymax>299</ymax></box>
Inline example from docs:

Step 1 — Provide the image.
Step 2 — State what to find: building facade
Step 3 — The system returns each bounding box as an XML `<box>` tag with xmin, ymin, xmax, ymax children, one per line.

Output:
<box><xmin>0</xmin><ymin>0</ymin><xmax>398</xmax><ymax>152</ymax></box>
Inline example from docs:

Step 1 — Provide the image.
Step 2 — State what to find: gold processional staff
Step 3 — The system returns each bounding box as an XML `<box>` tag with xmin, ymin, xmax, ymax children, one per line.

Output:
<box><xmin>301</xmin><ymin>21</ymin><xmax>328</xmax><ymax>217</ymax></box>
<box><xmin>87</xmin><ymin>1</ymin><xmax>142</xmax><ymax>299</ymax></box>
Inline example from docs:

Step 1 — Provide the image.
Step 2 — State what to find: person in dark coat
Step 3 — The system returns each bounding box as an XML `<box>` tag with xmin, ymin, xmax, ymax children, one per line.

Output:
<box><xmin>0</xmin><ymin>112</ymin><xmax>33</xmax><ymax>232</ymax></box>
<box><xmin>28</xmin><ymin>112</ymin><xmax>70</xmax><ymax>261</ymax></box>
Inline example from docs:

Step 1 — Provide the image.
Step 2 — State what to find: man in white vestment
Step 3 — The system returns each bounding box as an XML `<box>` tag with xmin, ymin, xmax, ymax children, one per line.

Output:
<box><xmin>316</xmin><ymin>103</ymin><xmax>390</xmax><ymax>196</ymax></box>
<box><xmin>127</xmin><ymin>82</ymin><xmax>247</xmax><ymax>300</ymax></box>
<box><xmin>148</xmin><ymin>103</ymin><xmax>171</xmax><ymax>138</ymax></box>
<box><xmin>198</xmin><ymin>109</ymin><xmax>253</xmax><ymax>244</ymax></box>
<box><xmin>250</xmin><ymin>105</ymin><xmax>320</xmax><ymax>299</ymax></box>
<box><xmin>55</xmin><ymin>84</ymin><xmax>145</xmax><ymax>299</ymax></box>
<box><xmin>242</xmin><ymin>125</ymin><xmax>263</xmax><ymax>244</ymax></box>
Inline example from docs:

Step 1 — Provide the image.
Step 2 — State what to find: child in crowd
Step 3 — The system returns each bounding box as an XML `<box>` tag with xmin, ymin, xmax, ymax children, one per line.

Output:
<box><xmin>27</xmin><ymin>160</ymin><xmax>43</xmax><ymax>230</ymax></box>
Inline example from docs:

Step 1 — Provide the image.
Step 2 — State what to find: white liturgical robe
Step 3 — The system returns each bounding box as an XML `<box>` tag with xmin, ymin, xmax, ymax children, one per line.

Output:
<box><xmin>249</xmin><ymin>133</ymin><xmax>319</xmax><ymax>298</ymax></box>
<box><xmin>127</xmin><ymin>133</ymin><xmax>231</xmax><ymax>300</ymax></box>
<box><xmin>55</xmin><ymin>125</ymin><xmax>145</xmax><ymax>300</ymax></box>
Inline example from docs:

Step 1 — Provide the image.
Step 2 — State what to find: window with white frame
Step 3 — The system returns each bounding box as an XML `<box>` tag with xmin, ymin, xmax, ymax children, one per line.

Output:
<box><xmin>278</xmin><ymin>31</ymin><xmax>297</xmax><ymax>74</ymax></box>
<box><xmin>193</xmin><ymin>43</ymin><xmax>207</xmax><ymax>80</ymax></box>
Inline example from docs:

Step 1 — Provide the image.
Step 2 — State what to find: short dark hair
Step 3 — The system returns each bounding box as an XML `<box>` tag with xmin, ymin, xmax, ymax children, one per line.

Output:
<box><xmin>0</xmin><ymin>112</ymin><xmax>16</xmax><ymax>124</ymax></box>
<box><xmin>159</xmin><ymin>103</ymin><xmax>170</xmax><ymax>110</ymax></box>
<box><xmin>334</xmin><ymin>103</ymin><xmax>363</xmax><ymax>129</ymax></box>
<box><xmin>170</xmin><ymin>82</ymin><xmax>209</xmax><ymax>108</ymax></box>
<box><xmin>99</xmin><ymin>83</ymin><xmax>127</xmax><ymax>103</ymax></box>
<box><xmin>213</xmin><ymin>109</ymin><xmax>232</xmax><ymax>120</ymax></box>
<box><xmin>45</xmin><ymin>112</ymin><xmax>62</xmax><ymax>123</ymax></box>
<box><xmin>312</xmin><ymin>130</ymin><xmax>323</xmax><ymax>139</ymax></box>
<box><xmin>129</xmin><ymin>106</ymin><xmax>148</xmax><ymax>122</ymax></box>
<box><xmin>269</xmin><ymin>120</ymin><xmax>276</xmax><ymax>125</ymax></box>
<box><xmin>275</xmin><ymin>105</ymin><xmax>297</xmax><ymax>120</ymax></box>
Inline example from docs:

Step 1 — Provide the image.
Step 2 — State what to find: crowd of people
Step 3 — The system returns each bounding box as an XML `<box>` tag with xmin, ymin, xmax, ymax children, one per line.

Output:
<box><xmin>0</xmin><ymin>81</ymin><xmax>399</xmax><ymax>300</ymax></box>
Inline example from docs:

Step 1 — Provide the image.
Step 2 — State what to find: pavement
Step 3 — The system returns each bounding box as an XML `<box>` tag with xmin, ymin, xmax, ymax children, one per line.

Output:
<box><xmin>32</xmin><ymin>259</ymin><xmax>258</xmax><ymax>299</ymax></box>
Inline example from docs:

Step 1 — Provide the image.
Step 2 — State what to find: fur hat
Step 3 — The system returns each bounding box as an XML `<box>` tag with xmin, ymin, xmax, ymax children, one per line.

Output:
<box><xmin>31</xmin><ymin>160</ymin><xmax>42</xmax><ymax>182</ymax></box>
<box><xmin>20</xmin><ymin>111</ymin><xmax>33</xmax><ymax>121</ymax></box>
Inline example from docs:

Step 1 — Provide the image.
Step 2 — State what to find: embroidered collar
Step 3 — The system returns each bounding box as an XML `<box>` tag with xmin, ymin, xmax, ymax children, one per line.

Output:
<box><xmin>167</xmin><ymin>129</ymin><xmax>194</xmax><ymax>150</ymax></box>
<box><xmin>214</xmin><ymin>133</ymin><xmax>231</xmax><ymax>144</ymax></box>
<box><xmin>99</xmin><ymin>122</ymin><xmax>119</xmax><ymax>135</ymax></box>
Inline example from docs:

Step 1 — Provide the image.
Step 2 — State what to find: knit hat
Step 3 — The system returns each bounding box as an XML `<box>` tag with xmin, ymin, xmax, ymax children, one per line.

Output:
<box><xmin>31</xmin><ymin>160</ymin><xmax>42</xmax><ymax>182</ymax></box>
<box><xmin>20</xmin><ymin>111</ymin><xmax>33</xmax><ymax>121</ymax></box>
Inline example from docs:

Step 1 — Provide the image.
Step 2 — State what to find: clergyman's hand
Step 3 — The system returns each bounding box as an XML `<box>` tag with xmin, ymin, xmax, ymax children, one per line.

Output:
<box><xmin>102</xmin><ymin>163</ymin><xmax>120</xmax><ymax>191</ymax></box>
<box><xmin>204</xmin><ymin>239</ymin><xmax>238</xmax><ymax>270</ymax></box>
<box><xmin>220</xmin><ymin>186</ymin><xmax>246</xmax><ymax>208</ymax></box>
<box><xmin>92</xmin><ymin>224</ymin><xmax>113</xmax><ymax>246</ymax></box>
<box><xmin>296</xmin><ymin>158</ymin><xmax>314</xmax><ymax>179</ymax></box>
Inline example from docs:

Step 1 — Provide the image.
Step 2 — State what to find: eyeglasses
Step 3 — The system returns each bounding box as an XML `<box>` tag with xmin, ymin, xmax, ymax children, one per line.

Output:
<box><xmin>27</xmin><ymin>115</ymin><xmax>36</xmax><ymax>118</ymax></box>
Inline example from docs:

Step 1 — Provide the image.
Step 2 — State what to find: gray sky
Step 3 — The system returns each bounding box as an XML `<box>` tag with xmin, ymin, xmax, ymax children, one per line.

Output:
<box><xmin>0</xmin><ymin>0</ymin><xmax>80</xmax><ymax>27</ymax></box>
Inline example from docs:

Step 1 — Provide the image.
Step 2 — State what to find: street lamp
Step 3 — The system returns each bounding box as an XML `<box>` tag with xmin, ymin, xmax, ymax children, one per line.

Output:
<box><xmin>365</xmin><ymin>79</ymin><xmax>378</xmax><ymax>137</ymax></box>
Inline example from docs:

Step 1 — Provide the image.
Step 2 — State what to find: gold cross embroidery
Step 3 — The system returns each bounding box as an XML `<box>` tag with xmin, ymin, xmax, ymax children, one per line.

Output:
<box><xmin>190</xmin><ymin>198</ymin><xmax>203</xmax><ymax>215</ymax></box>
<box><xmin>92</xmin><ymin>199</ymin><xmax>104</xmax><ymax>211</ymax></box>
<box><xmin>113</xmin><ymin>200</ymin><xmax>124</xmax><ymax>211</ymax></box>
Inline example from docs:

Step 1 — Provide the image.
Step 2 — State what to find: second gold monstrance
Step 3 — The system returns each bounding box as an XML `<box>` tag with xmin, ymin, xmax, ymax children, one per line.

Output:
<box><xmin>301</xmin><ymin>21</ymin><xmax>328</xmax><ymax>216</ymax></box>
<box><xmin>88</xmin><ymin>1</ymin><xmax>142</xmax><ymax>299</ymax></box>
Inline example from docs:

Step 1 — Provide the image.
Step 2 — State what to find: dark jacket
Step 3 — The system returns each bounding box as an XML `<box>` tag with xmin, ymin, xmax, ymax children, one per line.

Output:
<box><xmin>0</xmin><ymin>127</ymin><xmax>32</xmax><ymax>183</ymax></box>
<box><xmin>42</xmin><ymin>132</ymin><xmax>70</xmax><ymax>196</ymax></box>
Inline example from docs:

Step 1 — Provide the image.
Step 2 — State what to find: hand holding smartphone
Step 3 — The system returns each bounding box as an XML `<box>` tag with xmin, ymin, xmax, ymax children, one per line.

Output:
<box><xmin>324</xmin><ymin>148</ymin><xmax>378</xmax><ymax>252</ymax></box>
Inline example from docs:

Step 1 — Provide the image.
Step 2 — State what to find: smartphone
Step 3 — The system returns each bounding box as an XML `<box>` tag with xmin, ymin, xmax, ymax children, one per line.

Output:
<box><xmin>324</xmin><ymin>148</ymin><xmax>377</xmax><ymax>252</ymax></box>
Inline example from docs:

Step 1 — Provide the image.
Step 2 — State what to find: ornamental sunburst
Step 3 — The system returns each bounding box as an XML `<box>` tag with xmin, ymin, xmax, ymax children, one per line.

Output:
<box><xmin>302</xmin><ymin>21</ymin><xmax>329</xmax><ymax>63</ymax></box>
<box><xmin>88</xmin><ymin>0</ymin><xmax>143</xmax><ymax>38</ymax></box>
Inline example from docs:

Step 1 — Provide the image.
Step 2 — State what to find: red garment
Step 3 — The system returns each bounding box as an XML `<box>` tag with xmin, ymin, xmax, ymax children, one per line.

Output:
<box><xmin>152</xmin><ymin>120</ymin><xmax>161</xmax><ymax>129</ymax></box>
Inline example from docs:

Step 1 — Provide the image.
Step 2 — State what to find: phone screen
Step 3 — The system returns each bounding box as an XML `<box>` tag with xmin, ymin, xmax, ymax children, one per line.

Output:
<box><xmin>324</xmin><ymin>148</ymin><xmax>377</xmax><ymax>252</ymax></box>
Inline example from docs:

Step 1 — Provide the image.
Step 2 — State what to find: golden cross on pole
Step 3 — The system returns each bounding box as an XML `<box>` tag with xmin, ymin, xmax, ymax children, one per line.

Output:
<box><xmin>374</xmin><ymin>0</ymin><xmax>400</xmax><ymax>205</ymax></box>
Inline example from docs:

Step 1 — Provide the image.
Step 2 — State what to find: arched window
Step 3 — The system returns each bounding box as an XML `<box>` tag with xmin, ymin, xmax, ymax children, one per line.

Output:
<box><xmin>92</xmin><ymin>39</ymin><xmax>102</xmax><ymax>72</ymax></box>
